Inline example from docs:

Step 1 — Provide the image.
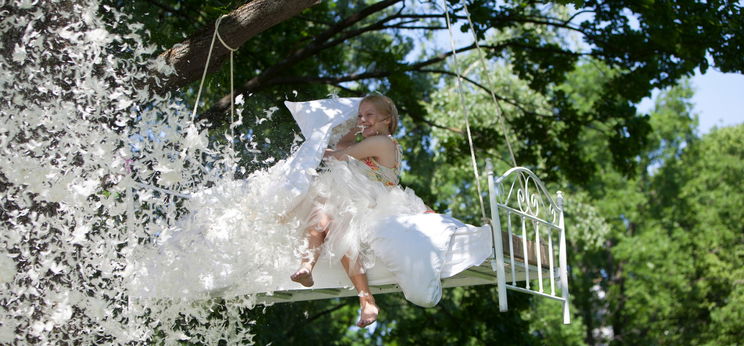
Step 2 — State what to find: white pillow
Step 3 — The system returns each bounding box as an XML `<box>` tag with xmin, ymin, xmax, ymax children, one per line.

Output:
<box><xmin>370</xmin><ymin>213</ymin><xmax>457</xmax><ymax>307</ymax></box>
<box><xmin>274</xmin><ymin>98</ymin><xmax>362</xmax><ymax>207</ymax></box>
<box><xmin>284</xmin><ymin>97</ymin><xmax>361</xmax><ymax>139</ymax></box>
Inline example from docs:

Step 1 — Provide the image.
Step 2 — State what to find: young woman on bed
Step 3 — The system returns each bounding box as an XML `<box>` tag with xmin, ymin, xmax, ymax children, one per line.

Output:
<box><xmin>289</xmin><ymin>94</ymin><xmax>431</xmax><ymax>327</ymax></box>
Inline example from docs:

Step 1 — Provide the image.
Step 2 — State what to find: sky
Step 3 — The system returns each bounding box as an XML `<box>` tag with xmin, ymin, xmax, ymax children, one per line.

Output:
<box><xmin>675</xmin><ymin>69</ymin><xmax>744</xmax><ymax>135</ymax></box>
<box><xmin>633</xmin><ymin>69</ymin><xmax>744</xmax><ymax>135</ymax></box>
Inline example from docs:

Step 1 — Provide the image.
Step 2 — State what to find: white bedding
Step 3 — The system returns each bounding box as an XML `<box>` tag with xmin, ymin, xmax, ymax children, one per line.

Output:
<box><xmin>269</xmin><ymin>213</ymin><xmax>493</xmax><ymax>307</ymax></box>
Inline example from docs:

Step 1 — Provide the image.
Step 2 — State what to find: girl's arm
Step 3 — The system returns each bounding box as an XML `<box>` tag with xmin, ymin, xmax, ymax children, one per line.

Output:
<box><xmin>324</xmin><ymin>135</ymin><xmax>395</xmax><ymax>163</ymax></box>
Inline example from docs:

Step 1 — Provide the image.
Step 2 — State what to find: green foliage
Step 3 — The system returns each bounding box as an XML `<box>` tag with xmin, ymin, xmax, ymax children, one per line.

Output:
<box><xmin>618</xmin><ymin>124</ymin><xmax>744</xmax><ymax>344</ymax></box>
<box><xmin>243</xmin><ymin>298</ymin><xmax>363</xmax><ymax>345</ymax></box>
<box><xmin>554</xmin><ymin>78</ymin><xmax>743</xmax><ymax>345</ymax></box>
<box><xmin>109</xmin><ymin>0</ymin><xmax>743</xmax><ymax>183</ymax></box>
<box><xmin>523</xmin><ymin>298</ymin><xmax>586</xmax><ymax>346</ymax></box>
<box><xmin>380</xmin><ymin>287</ymin><xmax>536</xmax><ymax>344</ymax></box>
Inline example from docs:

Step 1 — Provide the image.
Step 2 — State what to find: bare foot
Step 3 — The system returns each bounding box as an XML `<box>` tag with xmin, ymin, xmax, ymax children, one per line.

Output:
<box><xmin>290</xmin><ymin>267</ymin><xmax>314</xmax><ymax>287</ymax></box>
<box><xmin>356</xmin><ymin>296</ymin><xmax>379</xmax><ymax>328</ymax></box>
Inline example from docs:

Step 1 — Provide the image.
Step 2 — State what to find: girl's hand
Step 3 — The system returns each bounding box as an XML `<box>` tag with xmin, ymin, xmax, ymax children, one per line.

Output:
<box><xmin>336</xmin><ymin>126</ymin><xmax>362</xmax><ymax>150</ymax></box>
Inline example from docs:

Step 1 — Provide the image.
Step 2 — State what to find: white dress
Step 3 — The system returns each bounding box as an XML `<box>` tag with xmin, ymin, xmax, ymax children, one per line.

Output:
<box><xmin>128</xmin><ymin>98</ymin><xmax>432</xmax><ymax>298</ymax></box>
<box><xmin>292</xmin><ymin>136</ymin><xmax>428</xmax><ymax>273</ymax></box>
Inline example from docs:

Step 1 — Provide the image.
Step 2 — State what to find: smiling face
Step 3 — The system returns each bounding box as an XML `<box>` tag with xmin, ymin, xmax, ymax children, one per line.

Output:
<box><xmin>357</xmin><ymin>100</ymin><xmax>391</xmax><ymax>137</ymax></box>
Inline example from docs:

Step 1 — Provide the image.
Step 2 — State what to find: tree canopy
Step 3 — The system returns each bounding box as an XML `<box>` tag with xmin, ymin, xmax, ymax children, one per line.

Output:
<box><xmin>107</xmin><ymin>0</ymin><xmax>743</xmax><ymax>183</ymax></box>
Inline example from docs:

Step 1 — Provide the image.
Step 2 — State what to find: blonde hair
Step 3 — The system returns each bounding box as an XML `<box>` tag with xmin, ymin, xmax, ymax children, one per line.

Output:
<box><xmin>361</xmin><ymin>94</ymin><xmax>399</xmax><ymax>135</ymax></box>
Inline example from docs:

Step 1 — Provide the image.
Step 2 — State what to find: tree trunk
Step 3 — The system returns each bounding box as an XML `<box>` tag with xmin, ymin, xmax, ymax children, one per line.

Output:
<box><xmin>154</xmin><ymin>0</ymin><xmax>320</xmax><ymax>93</ymax></box>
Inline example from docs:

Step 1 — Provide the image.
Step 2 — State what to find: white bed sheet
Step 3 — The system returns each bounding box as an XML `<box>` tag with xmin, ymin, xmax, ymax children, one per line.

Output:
<box><xmin>269</xmin><ymin>213</ymin><xmax>493</xmax><ymax>307</ymax></box>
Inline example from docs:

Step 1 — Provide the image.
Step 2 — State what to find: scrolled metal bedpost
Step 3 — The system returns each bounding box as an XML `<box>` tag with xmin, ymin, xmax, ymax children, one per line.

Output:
<box><xmin>486</xmin><ymin>159</ymin><xmax>508</xmax><ymax>312</ymax></box>
<box><xmin>557</xmin><ymin>191</ymin><xmax>571</xmax><ymax>324</ymax></box>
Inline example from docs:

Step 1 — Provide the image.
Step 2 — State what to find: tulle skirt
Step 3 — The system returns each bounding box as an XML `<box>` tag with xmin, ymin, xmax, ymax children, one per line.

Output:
<box><xmin>129</xmin><ymin>167</ymin><xmax>309</xmax><ymax>299</ymax></box>
<box><xmin>129</xmin><ymin>156</ymin><xmax>427</xmax><ymax>298</ymax></box>
<box><xmin>292</xmin><ymin>158</ymin><xmax>428</xmax><ymax>273</ymax></box>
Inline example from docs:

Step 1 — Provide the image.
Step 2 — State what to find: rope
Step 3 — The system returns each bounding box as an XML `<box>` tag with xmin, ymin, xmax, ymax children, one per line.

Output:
<box><xmin>460</xmin><ymin>4</ymin><xmax>518</xmax><ymax>167</ymax></box>
<box><xmin>214</xmin><ymin>16</ymin><xmax>238</xmax><ymax>52</ymax></box>
<box><xmin>190</xmin><ymin>14</ymin><xmax>238</xmax><ymax>132</ymax></box>
<box><xmin>441</xmin><ymin>0</ymin><xmax>487</xmax><ymax>221</ymax></box>
<box><xmin>140</xmin><ymin>14</ymin><xmax>240</xmax><ymax>200</ymax></box>
<box><xmin>214</xmin><ymin>16</ymin><xmax>238</xmax><ymax>151</ymax></box>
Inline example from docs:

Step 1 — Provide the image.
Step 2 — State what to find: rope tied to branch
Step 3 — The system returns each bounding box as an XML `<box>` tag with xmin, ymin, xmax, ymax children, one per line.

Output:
<box><xmin>191</xmin><ymin>15</ymin><xmax>238</xmax><ymax>143</ymax></box>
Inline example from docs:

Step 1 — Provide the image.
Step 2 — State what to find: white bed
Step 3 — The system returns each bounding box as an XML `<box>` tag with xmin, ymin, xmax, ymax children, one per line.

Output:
<box><xmin>241</xmin><ymin>212</ymin><xmax>558</xmax><ymax>308</ymax></box>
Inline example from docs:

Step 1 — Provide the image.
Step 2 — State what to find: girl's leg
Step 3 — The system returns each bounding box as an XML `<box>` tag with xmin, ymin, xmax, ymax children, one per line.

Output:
<box><xmin>341</xmin><ymin>256</ymin><xmax>379</xmax><ymax>328</ymax></box>
<box><xmin>290</xmin><ymin>211</ymin><xmax>331</xmax><ymax>287</ymax></box>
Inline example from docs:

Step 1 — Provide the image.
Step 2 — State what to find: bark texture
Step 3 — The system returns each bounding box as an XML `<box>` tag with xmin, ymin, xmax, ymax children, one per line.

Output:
<box><xmin>156</xmin><ymin>0</ymin><xmax>320</xmax><ymax>92</ymax></box>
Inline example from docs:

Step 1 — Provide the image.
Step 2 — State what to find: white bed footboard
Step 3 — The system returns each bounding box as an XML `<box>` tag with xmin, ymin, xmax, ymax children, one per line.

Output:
<box><xmin>486</xmin><ymin>160</ymin><xmax>570</xmax><ymax>324</ymax></box>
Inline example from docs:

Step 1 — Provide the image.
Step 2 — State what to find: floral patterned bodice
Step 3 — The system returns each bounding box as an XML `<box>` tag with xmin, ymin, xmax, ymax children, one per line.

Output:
<box><xmin>354</xmin><ymin>137</ymin><xmax>401</xmax><ymax>187</ymax></box>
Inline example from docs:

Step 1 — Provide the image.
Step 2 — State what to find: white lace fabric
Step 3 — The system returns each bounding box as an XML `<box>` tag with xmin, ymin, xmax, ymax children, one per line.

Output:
<box><xmin>293</xmin><ymin>153</ymin><xmax>427</xmax><ymax>274</ymax></box>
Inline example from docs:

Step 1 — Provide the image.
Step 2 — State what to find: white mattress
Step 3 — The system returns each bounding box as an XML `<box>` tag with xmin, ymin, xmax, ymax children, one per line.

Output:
<box><xmin>268</xmin><ymin>214</ymin><xmax>493</xmax><ymax>294</ymax></box>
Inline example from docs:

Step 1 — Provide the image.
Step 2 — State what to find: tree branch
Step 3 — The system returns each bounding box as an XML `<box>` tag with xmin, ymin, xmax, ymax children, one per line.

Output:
<box><xmin>305</xmin><ymin>301</ymin><xmax>349</xmax><ymax>324</ymax></box>
<box><xmin>330</xmin><ymin>83</ymin><xmax>362</xmax><ymax>95</ymax></box>
<box><xmin>418</xmin><ymin>68</ymin><xmax>492</xmax><ymax>92</ymax></box>
<box><xmin>419</xmin><ymin>119</ymin><xmax>464</xmax><ymax>133</ymax></box>
<box><xmin>201</xmin><ymin>40</ymin><xmax>511</xmax><ymax>127</ymax></box>
<box><xmin>509</xmin><ymin>41</ymin><xmax>592</xmax><ymax>57</ymax></box>
<box><xmin>565</xmin><ymin>10</ymin><xmax>595</xmax><ymax>25</ymax></box>
<box><xmin>283</xmin><ymin>0</ymin><xmax>403</xmax><ymax>61</ymax></box>
<box><xmin>395</xmin><ymin>13</ymin><xmax>468</xmax><ymax>21</ymax></box>
<box><xmin>316</xmin><ymin>10</ymin><xmax>402</xmax><ymax>53</ymax></box>
<box><xmin>264</xmin><ymin>73</ymin><xmax>464</xmax><ymax>133</ymax></box>
<box><xmin>192</xmin><ymin>5</ymin><xmax>581</xmax><ymax>130</ymax></box>
<box><xmin>152</xmin><ymin>0</ymin><xmax>321</xmax><ymax>92</ymax></box>
<box><xmin>199</xmin><ymin>0</ymin><xmax>404</xmax><ymax>124</ymax></box>
<box><xmin>265</xmin><ymin>71</ymin><xmax>393</xmax><ymax>86</ymax></box>
<box><xmin>510</xmin><ymin>16</ymin><xmax>592</xmax><ymax>37</ymax></box>
<box><xmin>416</xmin><ymin>68</ymin><xmax>555</xmax><ymax>119</ymax></box>
<box><xmin>295</xmin><ymin>15</ymin><xmax>334</xmax><ymax>27</ymax></box>
<box><xmin>382</xmin><ymin>25</ymin><xmax>448</xmax><ymax>30</ymax></box>
<box><xmin>408</xmin><ymin>43</ymin><xmax>513</xmax><ymax>70</ymax></box>
<box><xmin>284</xmin><ymin>301</ymin><xmax>349</xmax><ymax>338</ymax></box>
<box><xmin>213</xmin><ymin>42</ymin><xmax>486</xmax><ymax>99</ymax></box>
